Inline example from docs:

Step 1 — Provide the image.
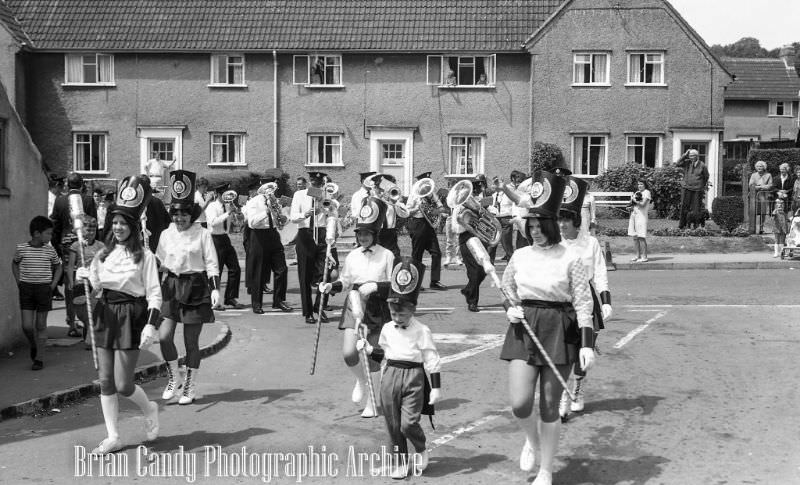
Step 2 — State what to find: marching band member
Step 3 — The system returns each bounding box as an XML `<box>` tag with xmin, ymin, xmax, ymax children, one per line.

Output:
<box><xmin>156</xmin><ymin>170</ymin><xmax>220</xmax><ymax>405</ymax></box>
<box><xmin>500</xmin><ymin>170</ymin><xmax>595</xmax><ymax>485</ymax></box>
<box><xmin>242</xmin><ymin>176</ymin><xmax>292</xmax><ymax>314</ymax></box>
<box><xmin>557</xmin><ymin>176</ymin><xmax>612</xmax><ymax>419</ymax></box>
<box><xmin>357</xmin><ymin>257</ymin><xmax>442</xmax><ymax>478</ymax></box>
<box><xmin>374</xmin><ymin>174</ymin><xmax>408</xmax><ymax>260</ymax></box>
<box><xmin>75</xmin><ymin>175</ymin><xmax>161</xmax><ymax>454</ymax></box>
<box><xmin>319</xmin><ymin>197</ymin><xmax>394</xmax><ymax>418</ymax></box>
<box><xmin>205</xmin><ymin>183</ymin><xmax>245</xmax><ymax>310</ymax></box>
<box><xmin>442</xmin><ymin>180</ymin><xmax>463</xmax><ymax>268</ymax></box>
<box><xmin>351</xmin><ymin>171</ymin><xmax>376</xmax><ymax>220</ymax></box>
<box><xmin>406</xmin><ymin>172</ymin><xmax>446</xmax><ymax>290</ymax></box>
<box><xmin>290</xmin><ymin>172</ymin><xmax>339</xmax><ymax>324</ymax></box>
<box><xmin>493</xmin><ymin>170</ymin><xmax>526</xmax><ymax>260</ymax></box>
<box><xmin>453</xmin><ymin>175</ymin><xmax>490</xmax><ymax>312</ymax></box>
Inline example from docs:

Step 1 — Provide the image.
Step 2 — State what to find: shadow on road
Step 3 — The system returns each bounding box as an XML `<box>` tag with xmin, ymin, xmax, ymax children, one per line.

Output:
<box><xmin>145</xmin><ymin>427</ymin><xmax>275</xmax><ymax>453</ymax></box>
<box><xmin>422</xmin><ymin>452</ymin><xmax>507</xmax><ymax>477</ymax></box>
<box><xmin>554</xmin><ymin>455</ymin><xmax>669</xmax><ymax>484</ymax></box>
<box><xmin>434</xmin><ymin>398</ymin><xmax>471</xmax><ymax>411</ymax></box>
<box><xmin>199</xmin><ymin>388</ymin><xmax>302</xmax><ymax>406</ymax></box>
<box><xmin>580</xmin><ymin>395</ymin><xmax>664</xmax><ymax>416</ymax></box>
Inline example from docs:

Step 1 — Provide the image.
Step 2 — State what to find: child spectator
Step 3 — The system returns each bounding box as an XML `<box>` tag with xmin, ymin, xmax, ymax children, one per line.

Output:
<box><xmin>357</xmin><ymin>257</ymin><xmax>442</xmax><ymax>478</ymax></box>
<box><xmin>12</xmin><ymin>216</ymin><xmax>62</xmax><ymax>370</ymax></box>
<box><xmin>772</xmin><ymin>198</ymin><xmax>788</xmax><ymax>257</ymax></box>
<box><xmin>627</xmin><ymin>180</ymin><xmax>651</xmax><ymax>262</ymax></box>
<box><xmin>65</xmin><ymin>216</ymin><xmax>102</xmax><ymax>339</ymax></box>
<box><xmin>786</xmin><ymin>209</ymin><xmax>800</xmax><ymax>258</ymax></box>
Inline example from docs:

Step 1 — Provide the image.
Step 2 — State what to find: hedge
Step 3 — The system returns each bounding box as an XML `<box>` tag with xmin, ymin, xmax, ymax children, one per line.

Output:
<box><xmin>746</xmin><ymin>148</ymin><xmax>800</xmax><ymax>177</ymax></box>
<box><xmin>711</xmin><ymin>196</ymin><xmax>744</xmax><ymax>233</ymax></box>
<box><xmin>530</xmin><ymin>142</ymin><xmax>565</xmax><ymax>174</ymax></box>
<box><xmin>592</xmin><ymin>163</ymin><xmax>683</xmax><ymax>219</ymax></box>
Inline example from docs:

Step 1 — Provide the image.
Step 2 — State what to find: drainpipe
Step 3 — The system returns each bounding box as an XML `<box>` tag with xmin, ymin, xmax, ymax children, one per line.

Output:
<box><xmin>273</xmin><ymin>50</ymin><xmax>279</xmax><ymax>169</ymax></box>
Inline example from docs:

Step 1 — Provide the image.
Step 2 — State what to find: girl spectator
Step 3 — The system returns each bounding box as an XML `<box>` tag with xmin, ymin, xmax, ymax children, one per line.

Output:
<box><xmin>627</xmin><ymin>180</ymin><xmax>651</xmax><ymax>263</ymax></box>
<box><xmin>772</xmin><ymin>198</ymin><xmax>788</xmax><ymax>257</ymax></box>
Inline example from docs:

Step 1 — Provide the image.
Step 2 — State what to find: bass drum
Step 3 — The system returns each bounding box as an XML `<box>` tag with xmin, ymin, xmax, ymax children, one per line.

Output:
<box><xmin>278</xmin><ymin>206</ymin><xmax>298</xmax><ymax>246</ymax></box>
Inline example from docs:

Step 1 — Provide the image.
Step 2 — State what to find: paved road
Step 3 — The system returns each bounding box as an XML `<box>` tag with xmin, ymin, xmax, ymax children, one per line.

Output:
<box><xmin>0</xmin><ymin>269</ymin><xmax>798</xmax><ymax>484</ymax></box>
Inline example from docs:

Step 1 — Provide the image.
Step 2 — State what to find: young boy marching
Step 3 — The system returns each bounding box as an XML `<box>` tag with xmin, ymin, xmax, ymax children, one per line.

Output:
<box><xmin>357</xmin><ymin>256</ymin><xmax>442</xmax><ymax>478</ymax></box>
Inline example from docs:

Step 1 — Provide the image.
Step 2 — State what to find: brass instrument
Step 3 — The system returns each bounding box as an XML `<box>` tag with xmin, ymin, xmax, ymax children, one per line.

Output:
<box><xmin>447</xmin><ymin>179</ymin><xmax>502</xmax><ymax>246</ymax></box>
<box><xmin>221</xmin><ymin>189</ymin><xmax>238</xmax><ymax>204</ymax></box>
<box><xmin>259</xmin><ymin>182</ymin><xmax>287</xmax><ymax>229</ymax></box>
<box><xmin>411</xmin><ymin>177</ymin><xmax>441</xmax><ymax>228</ymax></box>
<box><xmin>364</xmin><ymin>173</ymin><xmax>402</xmax><ymax>204</ymax></box>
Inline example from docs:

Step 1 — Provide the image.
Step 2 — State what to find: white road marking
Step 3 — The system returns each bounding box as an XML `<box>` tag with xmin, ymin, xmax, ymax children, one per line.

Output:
<box><xmin>613</xmin><ymin>310</ymin><xmax>668</xmax><ymax>349</ymax></box>
<box><xmin>434</xmin><ymin>333</ymin><xmax>504</xmax><ymax>345</ymax></box>
<box><xmin>622</xmin><ymin>304</ymin><xmax>800</xmax><ymax>308</ymax></box>
<box><xmin>439</xmin><ymin>338</ymin><xmax>505</xmax><ymax>365</ymax></box>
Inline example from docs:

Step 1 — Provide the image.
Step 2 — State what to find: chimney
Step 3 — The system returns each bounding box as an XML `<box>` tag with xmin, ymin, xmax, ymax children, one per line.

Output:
<box><xmin>779</xmin><ymin>44</ymin><xmax>795</xmax><ymax>70</ymax></box>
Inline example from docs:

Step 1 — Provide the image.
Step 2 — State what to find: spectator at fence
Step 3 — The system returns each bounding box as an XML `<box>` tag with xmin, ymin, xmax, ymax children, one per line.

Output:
<box><xmin>791</xmin><ymin>165</ymin><xmax>800</xmax><ymax>213</ymax></box>
<box><xmin>675</xmin><ymin>149</ymin><xmax>709</xmax><ymax>230</ymax></box>
<box><xmin>775</xmin><ymin>163</ymin><xmax>793</xmax><ymax>212</ymax></box>
<box><xmin>749</xmin><ymin>161</ymin><xmax>773</xmax><ymax>234</ymax></box>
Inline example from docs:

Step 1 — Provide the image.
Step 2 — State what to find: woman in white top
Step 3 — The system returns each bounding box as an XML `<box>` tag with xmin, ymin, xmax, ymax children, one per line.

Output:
<box><xmin>156</xmin><ymin>171</ymin><xmax>220</xmax><ymax>406</ymax></box>
<box><xmin>627</xmin><ymin>180</ymin><xmax>652</xmax><ymax>262</ymax></box>
<box><xmin>76</xmin><ymin>176</ymin><xmax>162</xmax><ymax>455</ymax></box>
<box><xmin>501</xmin><ymin>171</ymin><xmax>595</xmax><ymax>485</ymax></box>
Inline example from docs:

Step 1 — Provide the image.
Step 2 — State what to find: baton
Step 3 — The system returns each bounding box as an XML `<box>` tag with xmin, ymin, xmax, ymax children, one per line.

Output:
<box><xmin>349</xmin><ymin>290</ymin><xmax>378</xmax><ymax>413</ymax></box>
<box><xmin>309</xmin><ymin>216</ymin><xmax>339</xmax><ymax>375</ymax></box>
<box><xmin>68</xmin><ymin>193</ymin><xmax>99</xmax><ymax>370</ymax></box>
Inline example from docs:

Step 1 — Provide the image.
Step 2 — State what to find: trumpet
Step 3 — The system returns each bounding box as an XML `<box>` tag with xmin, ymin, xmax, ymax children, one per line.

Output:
<box><xmin>321</xmin><ymin>198</ymin><xmax>340</xmax><ymax>214</ymax></box>
<box><xmin>221</xmin><ymin>189</ymin><xmax>238</xmax><ymax>204</ymax></box>
<box><xmin>447</xmin><ymin>179</ymin><xmax>501</xmax><ymax>246</ymax></box>
<box><xmin>323</xmin><ymin>182</ymin><xmax>339</xmax><ymax>198</ymax></box>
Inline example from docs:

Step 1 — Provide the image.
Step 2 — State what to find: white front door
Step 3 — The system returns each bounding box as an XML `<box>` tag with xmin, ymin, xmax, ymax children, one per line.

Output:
<box><xmin>673</xmin><ymin>131</ymin><xmax>720</xmax><ymax>211</ymax></box>
<box><xmin>369</xmin><ymin>129</ymin><xmax>414</xmax><ymax>194</ymax></box>
<box><xmin>138</xmin><ymin>127</ymin><xmax>184</xmax><ymax>185</ymax></box>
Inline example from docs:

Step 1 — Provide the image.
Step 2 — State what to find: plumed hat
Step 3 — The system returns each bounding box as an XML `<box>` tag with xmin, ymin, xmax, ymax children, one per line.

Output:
<box><xmin>387</xmin><ymin>257</ymin><xmax>425</xmax><ymax>307</ymax></box>
<box><xmin>559</xmin><ymin>176</ymin><xmax>589</xmax><ymax>216</ymax></box>
<box><xmin>522</xmin><ymin>170</ymin><xmax>567</xmax><ymax>219</ymax></box>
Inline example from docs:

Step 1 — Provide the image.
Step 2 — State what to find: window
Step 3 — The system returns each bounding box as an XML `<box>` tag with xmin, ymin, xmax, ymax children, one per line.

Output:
<box><xmin>628</xmin><ymin>52</ymin><xmax>664</xmax><ymax>84</ymax></box>
<box><xmin>382</xmin><ymin>142</ymin><xmax>404</xmax><ymax>165</ymax></box>
<box><xmin>426</xmin><ymin>55</ymin><xmax>496</xmax><ymax>86</ymax></box>
<box><xmin>769</xmin><ymin>101</ymin><xmax>793</xmax><ymax>117</ymax></box>
<box><xmin>74</xmin><ymin>133</ymin><xmax>107</xmax><ymax>173</ymax></box>
<box><xmin>627</xmin><ymin>136</ymin><xmax>661</xmax><ymax>168</ymax></box>
<box><xmin>449</xmin><ymin>136</ymin><xmax>484</xmax><ymax>175</ymax></box>
<box><xmin>308</xmin><ymin>135</ymin><xmax>342</xmax><ymax>165</ymax></box>
<box><xmin>210</xmin><ymin>133</ymin><xmax>244</xmax><ymax>165</ymax></box>
<box><xmin>150</xmin><ymin>139</ymin><xmax>174</xmax><ymax>162</ymax></box>
<box><xmin>293</xmin><ymin>55</ymin><xmax>342</xmax><ymax>86</ymax></box>
<box><xmin>65</xmin><ymin>54</ymin><xmax>114</xmax><ymax>85</ymax></box>
<box><xmin>210</xmin><ymin>54</ymin><xmax>245</xmax><ymax>85</ymax></box>
<box><xmin>573</xmin><ymin>53</ymin><xmax>609</xmax><ymax>85</ymax></box>
<box><xmin>572</xmin><ymin>136</ymin><xmax>607</xmax><ymax>176</ymax></box>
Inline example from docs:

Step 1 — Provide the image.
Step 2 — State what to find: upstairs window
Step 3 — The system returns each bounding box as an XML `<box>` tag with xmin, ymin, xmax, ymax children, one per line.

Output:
<box><xmin>293</xmin><ymin>55</ymin><xmax>342</xmax><ymax>86</ymax></box>
<box><xmin>308</xmin><ymin>134</ymin><xmax>342</xmax><ymax>166</ymax></box>
<box><xmin>427</xmin><ymin>55</ymin><xmax>496</xmax><ymax>86</ymax></box>
<box><xmin>210</xmin><ymin>133</ymin><xmax>245</xmax><ymax>165</ymax></box>
<box><xmin>74</xmin><ymin>133</ymin><xmax>107</xmax><ymax>173</ymax></box>
<box><xmin>769</xmin><ymin>101</ymin><xmax>793</xmax><ymax>117</ymax></box>
<box><xmin>65</xmin><ymin>54</ymin><xmax>114</xmax><ymax>85</ymax></box>
<box><xmin>449</xmin><ymin>136</ymin><xmax>484</xmax><ymax>175</ymax></box>
<box><xmin>573</xmin><ymin>53</ymin><xmax>609</xmax><ymax>85</ymax></box>
<box><xmin>628</xmin><ymin>52</ymin><xmax>664</xmax><ymax>84</ymax></box>
<box><xmin>210</xmin><ymin>54</ymin><xmax>245</xmax><ymax>85</ymax></box>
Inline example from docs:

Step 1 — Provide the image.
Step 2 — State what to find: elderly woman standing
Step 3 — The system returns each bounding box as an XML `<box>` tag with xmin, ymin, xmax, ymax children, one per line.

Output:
<box><xmin>774</xmin><ymin>163</ymin><xmax>793</xmax><ymax>212</ymax></box>
<box><xmin>749</xmin><ymin>161</ymin><xmax>774</xmax><ymax>234</ymax></box>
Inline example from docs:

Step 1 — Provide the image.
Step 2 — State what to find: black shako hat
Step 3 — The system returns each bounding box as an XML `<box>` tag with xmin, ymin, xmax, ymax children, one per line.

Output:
<box><xmin>559</xmin><ymin>176</ymin><xmax>589</xmax><ymax>216</ymax></box>
<box><xmin>110</xmin><ymin>175</ymin><xmax>152</xmax><ymax>225</ymax></box>
<box><xmin>354</xmin><ymin>196</ymin><xmax>387</xmax><ymax>235</ymax></box>
<box><xmin>522</xmin><ymin>170</ymin><xmax>567</xmax><ymax>219</ymax></box>
<box><xmin>168</xmin><ymin>170</ymin><xmax>203</xmax><ymax>222</ymax></box>
<box><xmin>387</xmin><ymin>256</ymin><xmax>425</xmax><ymax>307</ymax></box>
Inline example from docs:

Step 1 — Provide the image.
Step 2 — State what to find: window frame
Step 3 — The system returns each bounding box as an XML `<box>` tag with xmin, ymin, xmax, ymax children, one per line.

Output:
<box><xmin>381</xmin><ymin>141</ymin><xmax>405</xmax><ymax>166</ymax></box>
<box><xmin>306</xmin><ymin>134</ymin><xmax>344</xmax><ymax>167</ymax></box>
<box><xmin>427</xmin><ymin>54</ymin><xmax>496</xmax><ymax>88</ymax></box>
<box><xmin>63</xmin><ymin>53</ymin><xmax>115</xmax><ymax>86</ymax></box>
<box><xmin>626</xmin><ymin>51</ymin><xmax>665</xmax><ymax>86</ymax></box>
<box><xmin>769</xmin><ymin>100</ymin><xmax>793</xmax><ymax>117</ymax></box>
<box><xmin>209</xmin><ymin>54</ymin><xmax>247</xmax><ymax>87</ymax></box>
<box><xmin>626</xmin><ymin>135</ymin><xmax>662</xmax><ymax>168</ymax></box>
<box><xmin>209</xmin><ymin>132</ymin><xmax>246</xmax><ymax>166</ymax></box>
<box><xmin>73</xmin><ymin>132</ymin><xmax>108</xmax><ymax>174</ymax></box>
<box><xmin>293</xmin><ymin>54</ymin><xmax>344</xmax><ymax>87</ymax></box>
<box><xmin>447</xmin><ymin>135</ymin><xmax>485</xmax><ymax>176</ymax></box>
<box><xmin>572</xmin><ymin>52</ymin><xmax>610</xmax><ymax>86</ymax></box>
<box><xmin>571</xmin><ymin>135</ymin><xmax>608</xmax><ymax>177</ymax></box>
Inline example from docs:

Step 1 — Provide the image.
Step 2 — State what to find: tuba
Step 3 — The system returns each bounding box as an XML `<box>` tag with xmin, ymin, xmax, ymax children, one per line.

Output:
<box><xmin>447</xmin><ymin>179</ymin><xmax>502</xmax><ymax>246</ymax></box>
<box><xmin>411</xmin><ymin>177</ymin><xmax>441</xmax><ymax>228</ymax></box>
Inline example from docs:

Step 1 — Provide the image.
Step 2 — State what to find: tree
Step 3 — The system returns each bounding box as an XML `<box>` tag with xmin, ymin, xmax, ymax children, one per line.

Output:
<box><xmin>710</xmin><ymin>37</ymin><xmax>772</xmax><ymax>58</ymax></box>
<box><xmin>529</xmin><ymin>142</ymin><xmax>565</xmax><ymax>174</ymax></box>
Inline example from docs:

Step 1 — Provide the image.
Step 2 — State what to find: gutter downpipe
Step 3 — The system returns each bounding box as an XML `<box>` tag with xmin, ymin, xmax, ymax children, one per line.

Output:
<box><xmin>273</xmin><ymin>50</ymin><xmax>279</xmax><ymax>169</ymax></box>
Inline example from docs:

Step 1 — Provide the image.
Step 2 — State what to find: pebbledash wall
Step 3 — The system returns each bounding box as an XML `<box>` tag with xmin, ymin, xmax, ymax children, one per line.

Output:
<box><xmin>23</xmin><ymin>51</ymin><xmax>531</xmax><ymax>200</ymax></box>
<box><xmin>724</xmin><ymin>100</ymin><xmax>800</xmax><ymax>142</ymax></box>
<box><xmin>527</xmin><ymin>0</ymin><xmax>732</xmax><ymax>207</ymax></box>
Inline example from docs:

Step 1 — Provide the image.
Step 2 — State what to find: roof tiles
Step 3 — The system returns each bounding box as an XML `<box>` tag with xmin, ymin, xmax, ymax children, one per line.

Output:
<box><xmin>723</xmin><ymin>57</ymin><xmax>800</xmax><ymax>100</ymax></box>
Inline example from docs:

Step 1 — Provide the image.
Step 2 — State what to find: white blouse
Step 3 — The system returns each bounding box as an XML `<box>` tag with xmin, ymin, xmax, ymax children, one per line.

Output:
<box><xmin>337</xmin><ymin>244</ymin><xmax>394</xmax><ymax>290</ymax></box>
<box><xmin>501</xmin><ymin>243</ymin><xmax>593</xmax><ymax>328</ymax></box>
<box><xmin>156</xmin><ymin>223</ymin><xmax>219</xmax><ymax>277</ymax></box>
<box><xmin>379</xmin><ymin>317</ymin><xmax>441</xmax><ymax>374</ymax></box>
<box><xmin>562</xmin><ymin>234</ymin><xmax>609</xmax><ymax>293</ymax></box>
<box><xmin>89</xmin><ymin>246</ymin><xmax>162</xmax><ymax>310</ymax></box>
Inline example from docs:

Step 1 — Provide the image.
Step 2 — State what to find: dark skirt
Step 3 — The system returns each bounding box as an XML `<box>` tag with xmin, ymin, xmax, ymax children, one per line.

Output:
<box><xmin>339</xmin><ymin>288</ymin><xmax>390</xmax><ymax>373</ymax></box>
<box><xmin>161</xmin><ymin>272</ymin><xmax>215</xmax><ymax>324</ymax></box>
<box><xmin>94</xmin><ymin>290</ymin><xmax>147</xmax><ymax>350</ymax></box>
<box><xmin>500</xmin><ymin>300</ymin><xmax>579</xmax><ymax>366</ymax></box>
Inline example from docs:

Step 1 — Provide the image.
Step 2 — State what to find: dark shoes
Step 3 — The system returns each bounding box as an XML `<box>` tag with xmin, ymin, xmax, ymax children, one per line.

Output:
<box><xmin>319</xmin><ymin>312</ymin><xmax>329</xmax><ymax>323</ymax></box>
<box><xmin>225</xmin><ymin>299</ymin><xmax>247</xmax><ymax>309</ymax></box>
<box><xmin>263</xmin><ymin>285</ymin><xmax>273</xmax><ymax>294</ymax></box>
<box><xmin>305</xmin><ymin>315</ymin><xmax>316</xmax><ymax>324</ymax></box>
<box><xmin>272</xmin><ymin>302</ymin><xmax>294</xmax><ymax>312</ymax></box>
<box><xmin>252</xmin><ymin>307</ymin><xmax>265</xmax><ymax>314</ymax></box>
<box><xmin>429</xmin><ymin>281</ymin><xmax>447</xmax><ymax>290</ymax></box>
<box><xmin>468</xmin><ymin>304</ymin><xmax>479</xmax><ymax>312</ymax></box>
<box><xmin>31</xmin><ymin>360</ymin><xmax>43</xmax><ymax>370</ymax></box>
<box><xmin>52</xmin><ymin>290</ymin><xmax>64</xmax><ymax>301</ymax></box>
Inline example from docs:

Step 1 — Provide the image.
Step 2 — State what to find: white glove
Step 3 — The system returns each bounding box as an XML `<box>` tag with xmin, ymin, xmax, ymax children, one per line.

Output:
<box><xmin>358</xmin><ymin>282</ymin><xmax>378</xmax><ymax>297</ymax></box>
<box><xmin>428</xmin><ymin>388</ymin><xmax>442</xmax><ymax>405</ymax></box>
<box><xmin>601</xmin><ymin>304</ymin><xmax>613</xmax><ymax>321</ymax></box>
<box><xmin>75</xmin><ymin>266</ymin><xmax>90</xmax><ymax>282</ymax></box>
<box><xmin>139</xmin><ymin>324</ymin><xmax>158</xmax><ymax>349</ymax></box>
<box><xmin>318</xmin><ymin>282</ymin><xmax>333</xmax><ymax>294</ymax></box>
<box><xmin>579</xmin><ymin>347</ymin><xmax>596</xmax><ymax>372</ymax></box>
<box><xmin>355</xmin><ymin>338</ymin><xmax>373</xmax><ymax>355</ymax></box>
<box><xmin>506</xmin><ymin>306</ymin><xmax>524</xmax><ymax>323</ymax></box>
<box><xmin>210</xmin><ymin>289</ymin><xmax>220</xmax><ymax>308</ymax></box>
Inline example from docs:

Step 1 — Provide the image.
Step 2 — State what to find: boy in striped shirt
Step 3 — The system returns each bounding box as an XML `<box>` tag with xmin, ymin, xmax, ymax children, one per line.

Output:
<box><xmin>12</xmin><ymin>216</ymin><xmax>62</xmax><ymax>370</ymax></box>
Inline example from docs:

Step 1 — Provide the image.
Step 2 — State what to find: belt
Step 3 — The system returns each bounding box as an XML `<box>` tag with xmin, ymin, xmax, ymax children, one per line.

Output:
<box><xmin>521</xmin><ymin>299</ymin><xmax>573</xmax><ymax>310</ymax></box>
<box><xmin>166</xmin><ymin>271</ymin><xmax>205</xmax><ymax>279</ymax></box>
<box><xmin>387</xmin><ymin>360</ymin><xmax>423</xmax><ymax>369</ymax></box>
<box><xmin>102</xmin><ymin>289</ymin><xmax>143</xmax><ymax>304</ymax></box>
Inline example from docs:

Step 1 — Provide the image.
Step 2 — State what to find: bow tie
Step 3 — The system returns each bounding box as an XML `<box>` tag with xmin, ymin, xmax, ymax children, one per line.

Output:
<box><xmin>394</xmin><ymin>324</ymin><xmax>408</xmax><ymax>329</ymax></box>
<box><xmin>362</xmin><ymin>247</ymin><xmax>373</xmax><ymax>254</ymax></box>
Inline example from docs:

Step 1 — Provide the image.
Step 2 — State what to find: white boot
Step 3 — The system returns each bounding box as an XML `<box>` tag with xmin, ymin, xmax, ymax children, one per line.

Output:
<box><xmin>517</xmin><ymin>414</ymin><xmax>538</xmax><ymax>472</ymax></box>
<box><xmin>773</xmin><ymin>243</ymin><xmax>780</xmax><ymax>257</ymax></box>
<box><xmin>178</xmin><ymin>368</ymin><xmax>198</xmax><ymax>405</ymax></box>
<box><xmin>533</xmin><ymin>420</ymin><xmax>561</xmax><ymax>485</ymax></box>
<box><xmin>570</xmin><ymin>377</ymin><xmax>585</xmax><ymax>412</ymax></box>
<box><xmin>125</xmin><ymin>385</ymin><xmax>159</xmax><ymax>441</ymax></box>
<box><xmin>348</xmin><ymin>365</ymin><xmax>365</xmax><ymax>404</ymax></box>
<box><xmin>93</xmin><ymin>394</ymin><xmax>122</xmax><ymax>454</ymax></box>
<box><xmin>558</xmin><ymin>389</ymin><xmax>570</xmax><ymax>419</ymax></box>
<box><xmin>162</xmin><ymin>360</ymin><xmax>183</xmax><ymax>400</ymax></box>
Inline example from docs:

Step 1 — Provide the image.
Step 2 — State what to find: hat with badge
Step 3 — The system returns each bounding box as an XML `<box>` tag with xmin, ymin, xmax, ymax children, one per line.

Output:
<box><xmin>387</xmin><ymin>256</ymin><xmax>426</xmax><ymax>307</ymax></box>
<box><xmin>168</xmin><ymin>170</ymin><xmax>203</xmax><ymax>221</ymax></box>
<box><xmin>472</xmin><ymin>174</ymin><xmax>488</xmax><ymax>192</ymax></box>
<box><xmin>559</xmin><ymin>176</ymin><xmax>589</xmax><ymax>216</ymax></box>
<box><xmin>212</xmin><ymin>181</ymin><xmax>230</xmax><ymax>194</ymax></box>
<box><xmin>308</xmin><ymin>171</ymin><xmax>328</xmax><ymax>186</ymax></box>
<box><xmin>354</xmin><ymin>196</ymin><xmax>387</xmax><ymax>236</ymax></box>
<box><xmin>360</xmin><ymin>171</ymin><xmax>377</xmax><ymax>182</ymax></box>
<box><xmin>110</xmin><ymin>175</ymin><xmax>152</xmax><ymax>226</ymax></box>
<box><xmin>416</xmin><ymin>171</ymin><xmax>432</xmax><ymax>181</ymax></box>
<box><xmin>521</xmin><ymin>170</ymin><xmax>567</xmax><ymax>219</ymax></box>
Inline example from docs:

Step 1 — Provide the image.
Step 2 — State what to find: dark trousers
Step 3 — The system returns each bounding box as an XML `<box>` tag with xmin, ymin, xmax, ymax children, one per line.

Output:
<box><xmin>679</xmin><ymin>189</ymin><xmax>704</xmax><ymax>229</ymax></box>
<box><xmin>380</xmin><ymin>366</ymin><xmax>427</xmax><ymax>456</ymax></box>
<box><xmin>245</xmin><ymin>228</ymin><xmax>287</xmax><ymax>309</ymax></box>
<box><xmin>407</xmin><ymin>217</ymin><xmax>441</xmax><ymax>283</ymax></box>
<box><xmin>498</xmin><ymin>216</ymin><xmax>514</xmax><ymax>260</ymax></box>
<box><xmin>296</xmin><ymin>228</ymin><xmax>339</xmax><ymax>317</ymax></box>
<box><xmin>378</xmin><ymin>228</ymin><xmax>401</xmax><ymax>260</ymax></box>
<box><xmin>459</xmin><ymin>232</ymin><xmax>487</xmax><ymax>306</ymax></box>
<box><xmin>211</xmin><ymin>233</ymin><xmax>241</xmax><ymax>303</ymax></box>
